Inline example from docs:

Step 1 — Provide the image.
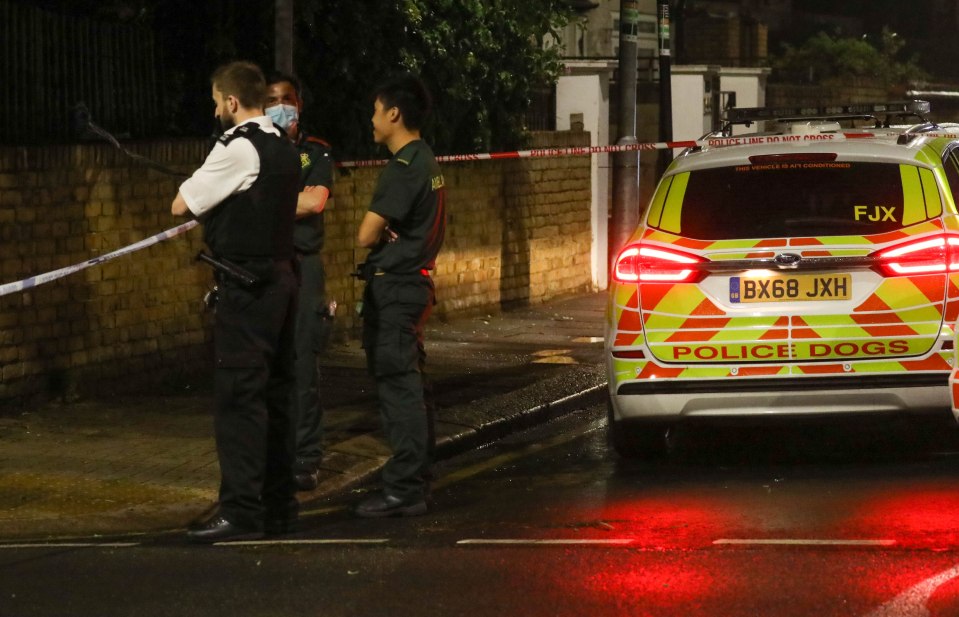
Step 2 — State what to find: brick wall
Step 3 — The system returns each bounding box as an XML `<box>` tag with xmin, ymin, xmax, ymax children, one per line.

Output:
<box><xmin>0</xmin><ymin>131</ymin><xmax>592</xmax><ymax>408</ymax></box>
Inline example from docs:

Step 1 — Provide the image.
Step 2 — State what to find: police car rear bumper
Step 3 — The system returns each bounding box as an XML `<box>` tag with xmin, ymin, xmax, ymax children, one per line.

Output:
<box><xmin>610</xmin><ymin>375</ymin><xmax>952</xmax><ymax>422</ymax></box>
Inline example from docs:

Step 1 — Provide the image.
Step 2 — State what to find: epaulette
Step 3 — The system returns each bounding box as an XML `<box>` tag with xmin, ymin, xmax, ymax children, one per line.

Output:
<box><xmin>395</xmin><ymin>148</ymin><xmax>420</xmax><ymax>166</ymax></box>
<box><xmin>217</xmin><ymin>122</ymin><xmax>258</xmax><ymax>146</ymax></box>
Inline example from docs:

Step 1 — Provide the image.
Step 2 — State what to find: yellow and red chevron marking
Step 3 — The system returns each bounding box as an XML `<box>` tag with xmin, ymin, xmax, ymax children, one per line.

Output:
<box><xmin>734</xmin><ymin>366</ymin><xmax>791</xmax><ymax>377</ymax></box>
<box><xmin>849</xmin><ymin>309</ymin><xmax>902</xmax><ymax>324</ymax></box>
<box><xmin>853</xmin><ymin>294</ymin><xmax>894</xmax><ymax>315</ymax></box>
<box><xmin>669</xmin><ymin>315</ymin><xmax>736</xmax><ymax>329</ymax></box>
<box><xmin>640</xmin><ymin>287</ymin><xmax>725</xmax><ymax>317</ymax></box>
<box><xmin>794</xmin><ymin>363</ymin><xmax>849</xmax><ymax>375</ymax></box>
<box><xmin>900</xmin><ymin>275</ymin><xmax>949</xmax><ymax>305</ymax></box>
<box><xmin>613</xmin><ymin>352</ymin><xmax>953</xmax><ymax>385</ymax></box>
<box><xmin>857</xmin><ymin>278</ymin><xmax>945</xmax><ymax>317</ymax></box>
<box><xmin>665</xmin><ymin>327</ymin><xmax>729</xmax><ymax>343</ymax></box>
<box><xmin>946</xmin><ymin>276</ymin><xmax>959</xmax><ymax>321</ymax></box>
<box><xmin>611</xmin><ymin>287</ymin><xmax>642</xmax><ymax>347</ymax></box>
<box><xmin>857</xmin><ymin>324</ymin><xmax>920</xmax><ymax>337</ymax></box>
<box><xmin>635</xmin><ymin>283</ymin><xmax>674</xmax><ymax>315</ymax></box>
<box><xmin>614</xmin><ymin>332</ymin><xmax>642</xmax><ymax>347</ymax></box>
<box><xmin>793</xmin><ymin>354</ymin><xmax>952</xmax><ymax>374</ymax></box>
<box><xmin>789</xmin><ymin>237</ymin><xmax>823</xmax><ymax>247</ymax></box>
<box><xmin>635</xmin><ymin>363</ymin><xmax>685</xmax><ymax>380</ymax></box>
<box><xmin>612</xmin><ymin>349</ymin><xmax>952</xmax><ymax>387</ymax></box>
<box><xmin>901</xmin><ymin>354</ymin><xmax>954</xmax><ymax>371</ymax></box>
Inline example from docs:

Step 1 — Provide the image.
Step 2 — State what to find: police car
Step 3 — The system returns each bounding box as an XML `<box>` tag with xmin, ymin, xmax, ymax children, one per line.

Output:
<box><xmin>607</xmin><ymin>101</ymin><xmax>959</xmax><ymax>458</ymax></box>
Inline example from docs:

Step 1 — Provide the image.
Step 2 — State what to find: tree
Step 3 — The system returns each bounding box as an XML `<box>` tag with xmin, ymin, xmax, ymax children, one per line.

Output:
<box><xmin>17</xmin><ymin>0</ymin><xmax>570</xmax><ymax>153</ymax></box>
<box><xmin>294</xmin><ymin>0</ymin><xmax>571</xmax><ymax>158</ymax></box>
<box><xmin>771</xmin><ymin>27</ymin><xmax>928</xmax><ymax>87</ymax></box>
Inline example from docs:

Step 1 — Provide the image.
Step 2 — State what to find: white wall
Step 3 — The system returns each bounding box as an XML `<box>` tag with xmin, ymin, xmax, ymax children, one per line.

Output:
<box><xmin>672</xmin><ymin>66</ymin><xmax>771</xmax><ymax>139</ymax></box>
<box><xmin>557</xmin><ymin>74</ymin><xmax>609</xmax><ymax>290</ymax></box>
<box><xmin>671</xmin><ymin>67</ymin><xmax>711</xmax><ymax>141</ymax></box>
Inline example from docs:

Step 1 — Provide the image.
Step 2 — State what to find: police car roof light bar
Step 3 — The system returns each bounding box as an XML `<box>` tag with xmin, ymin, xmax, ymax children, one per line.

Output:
<box><xmin>724</xmin><ymin>100</ymin><xmax>931</xmax><ymax>127</ymax></box>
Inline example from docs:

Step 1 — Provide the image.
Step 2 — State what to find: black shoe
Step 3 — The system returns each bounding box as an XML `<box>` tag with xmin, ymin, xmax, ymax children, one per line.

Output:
<box><xmin>186</xmin><ymin>515</ymin><xmax>264</xmax><ymax>544</ymax></box>
<box><xmin>294</xmin><ymin>458</ymin><xmax>321</xmax><ymax>491</ymax></box>
<box><xmin>352</xmin><ymin>493</ymin><xmax>428</xmax><ymax>518</ymax></box>
<box><xmin>294</xmin><ymin>468</ymin><xmax>320</xmax><ymax>491</ymax></box>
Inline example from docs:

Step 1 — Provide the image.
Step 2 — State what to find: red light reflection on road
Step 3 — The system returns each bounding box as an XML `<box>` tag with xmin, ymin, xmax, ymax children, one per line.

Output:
<box><xmin>595</xmin><ymin>495</ymin><xmax>739</xmax><ymax>547</ymax></box>
<box><xmin>928</xmin><ymin>575</ymin><xmax>959</xmax><ymax>617</ymax></box>
<box><xmin>853</xmin><ymin>487</ymin><xmax>959</xmax><ymax>548</ymax></box>
<box><xmin>584</xmin><ymin>560</ymin><xmax>724</xmax><ymax>613</ymax></box>
<box><xmin>845</xmin><ymin>488</ymin><xmax>959</xmax><ymax>616</ymax></box>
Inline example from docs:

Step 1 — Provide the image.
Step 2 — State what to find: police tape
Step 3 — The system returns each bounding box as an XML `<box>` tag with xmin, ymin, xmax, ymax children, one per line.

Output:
<box><xmin>0</xmin><ymin>220</ymin><xmax>199</xmax><ymax>298</ymax></box>
<box><xmin>9</xmin><ymin>128</ymin><xmax>959</xmax><ymax>297</ymax></box>
<box><xmin>336</xmin><ymin>131</ymin><xmax>959</xmax><ymax>168</ymax></box>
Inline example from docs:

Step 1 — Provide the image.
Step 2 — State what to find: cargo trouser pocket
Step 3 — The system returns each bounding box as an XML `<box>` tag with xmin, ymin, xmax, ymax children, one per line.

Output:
<box><xmin>364</xmin><ymin>278</ymin><xmax>429</xmax><ymax>377</ymax></box>
<box><xmin>370</xmin><ymin>328</ymin><xmax>420</xmax><ymax>377</ymax></box>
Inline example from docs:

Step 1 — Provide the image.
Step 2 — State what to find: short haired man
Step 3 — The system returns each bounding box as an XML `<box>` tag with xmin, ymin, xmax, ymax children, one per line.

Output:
<box><xmin>265</xmin><ymin>72</ymin><xmax>334</xmax><ymax>492</ymax></box>
<box><xmin>171</xmin><ymin>61</ymin><xmax>301</xmax><ymax>542</ymax></box>
<box><xmin>354</xmin><ymin>73</ymin><xmax>447</xmax><ymax>517</ymax></box>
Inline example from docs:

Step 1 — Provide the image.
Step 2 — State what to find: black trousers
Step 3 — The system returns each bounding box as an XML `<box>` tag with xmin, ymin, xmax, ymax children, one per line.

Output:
<box><xmin>213</xmin><ymin>263</ymin><xmax>298</xmax><ymax>529</ymax></box>
<box><xmin>292</xmin><ymin>251</ymin><xmax>330</xmax><ymax>468</ymax></box>
<box><xmin>361</xmin><ymin>273</ymin><xmax>435</xmax><ymax>501</ymax></box>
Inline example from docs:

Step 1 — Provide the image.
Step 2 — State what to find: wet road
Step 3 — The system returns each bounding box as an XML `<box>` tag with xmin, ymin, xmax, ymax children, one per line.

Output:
<box><xmin>4</xmin><ymin>405</ymin><xmax>959</xmax><ymax>616</ymax></box>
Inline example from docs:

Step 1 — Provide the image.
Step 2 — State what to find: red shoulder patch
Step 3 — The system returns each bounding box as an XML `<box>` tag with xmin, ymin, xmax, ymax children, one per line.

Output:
<box><xmin>306</xmin><ymin>136</ymin><xmax>331</xmax><ymax>148</ymax></box>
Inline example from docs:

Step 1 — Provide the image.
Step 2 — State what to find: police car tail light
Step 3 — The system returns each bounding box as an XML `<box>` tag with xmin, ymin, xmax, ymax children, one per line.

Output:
<box><xmin>872</xmin><ymin>235</ymin><xmax>959</xmax><ymax>277</ymax></box>
<box><xmin>613</xmin><ymin>244</ymin><xmax>705</xmax><ymax>284</ymax></box>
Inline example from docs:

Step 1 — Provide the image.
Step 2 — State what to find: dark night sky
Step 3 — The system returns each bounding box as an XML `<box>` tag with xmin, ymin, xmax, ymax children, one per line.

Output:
<box><xmin>684</xmin><ymin>0</ymin><xmax>958</xmax><ymax>80</ymax></box>
<box><xmin>32</xmin><ymin>0</ymin><xmax>959</xmax><ymax>80</ymax></box>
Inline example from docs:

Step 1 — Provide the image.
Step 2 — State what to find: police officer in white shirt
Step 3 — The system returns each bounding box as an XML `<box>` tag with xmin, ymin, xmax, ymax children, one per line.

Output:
<box><xmin>170</xmin><ymin>61</ymin><xmax>301</xmax><ymax>543</ymax></box>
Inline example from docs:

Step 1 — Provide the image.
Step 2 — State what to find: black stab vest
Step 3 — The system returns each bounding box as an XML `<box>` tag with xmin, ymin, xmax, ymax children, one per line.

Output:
<box><xmin>202</xmin><ymin>122</ymin><xmax>299</xmax><ymax>261</ymax></box>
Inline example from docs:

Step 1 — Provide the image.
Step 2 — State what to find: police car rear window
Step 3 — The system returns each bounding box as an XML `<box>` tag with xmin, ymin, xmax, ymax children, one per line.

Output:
<box><xmin>647</xmin><ymin>162</ymin><xmax>942</xmax><ymax>240</ymax></box>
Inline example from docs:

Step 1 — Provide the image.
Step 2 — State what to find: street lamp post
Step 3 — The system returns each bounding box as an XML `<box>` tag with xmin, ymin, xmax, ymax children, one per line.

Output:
<box><xmin>658</xmin><ymin>0</ymin><xmax>673</xmax><ymax>175</ymax></box>
<box><xmin>275</xmin><ymin>0</ymin><xmax>294</xmax><ymax>74</ymax></box>
<box><xmin>611</xmin><ymin>0</ymin><xmax>641</xmax><ymax>264</ymax></box>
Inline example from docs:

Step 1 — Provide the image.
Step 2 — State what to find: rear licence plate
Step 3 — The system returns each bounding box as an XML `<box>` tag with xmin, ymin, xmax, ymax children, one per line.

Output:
<box><xmin>730</xmin><ymin>274</ymin><xmax>851</xmax><ymax>303</ymax></box>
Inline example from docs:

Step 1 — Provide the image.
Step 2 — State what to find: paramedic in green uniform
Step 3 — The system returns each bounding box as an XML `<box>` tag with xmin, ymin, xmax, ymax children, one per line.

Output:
<box><xmin>353</xmin><ymin>73</ymin><xmax>446</xmax><ymax>517</ymax></box>
<box><xmin>265</xmin><ymin>72</ymin><xmax>334</xmax><ymax>491</ymax></box>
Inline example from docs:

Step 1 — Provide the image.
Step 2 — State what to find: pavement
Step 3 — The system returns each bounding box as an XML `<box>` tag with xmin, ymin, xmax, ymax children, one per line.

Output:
<box><xmin>0</xmin><ymin>292</ymin><xmax>607</xmax><ymax>540</ymax></box>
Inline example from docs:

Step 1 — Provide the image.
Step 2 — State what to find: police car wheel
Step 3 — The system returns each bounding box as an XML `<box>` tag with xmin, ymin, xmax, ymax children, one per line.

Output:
<box><xmin>606</xmin><ymin>400</ymin><xmax>670</xmax><ymax>460</ymax></box>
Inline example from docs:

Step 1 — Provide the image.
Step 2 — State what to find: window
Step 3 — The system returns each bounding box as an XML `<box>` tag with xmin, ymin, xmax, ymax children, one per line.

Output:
<box><xmin>944</xmin><ymin>150</ymin><xmax>959</xmax><ymax>208</ymax></box>
<box><xmin>649</xmin><ymin>162</ymin><xmax>934</xmax><ymax>240</ymax></box>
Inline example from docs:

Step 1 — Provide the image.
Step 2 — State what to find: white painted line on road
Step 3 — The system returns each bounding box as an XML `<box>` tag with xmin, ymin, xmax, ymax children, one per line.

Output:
<box><xmin>457</xmin><ymin>539</ymin><xmax>635</xmax><ymax>546</ymax></box>
<box><xmin>214</xmin><ymin>539</ymin><xmax>390</xmax><ymax>547</ymax></box>
<box><xmin>714</xmin><ymin>538</ymin><xmax>896</xmax><ymax>547</ymax></box>
<box><xmin>0</xmin><ymin>542</ymin><xmax>141</xmax><ymax>549</ymax></box>
<box><xmin>866</xmin><ymin>564</ymin><xmax>959</xmax><ymax>617</ymax></box>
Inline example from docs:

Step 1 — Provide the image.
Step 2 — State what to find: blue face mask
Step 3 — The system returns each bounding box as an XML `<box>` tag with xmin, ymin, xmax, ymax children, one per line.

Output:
<box><xmin>266</xmin><ymin>104</ymin><xmax>299</xmax><ymax>130</ymax></box>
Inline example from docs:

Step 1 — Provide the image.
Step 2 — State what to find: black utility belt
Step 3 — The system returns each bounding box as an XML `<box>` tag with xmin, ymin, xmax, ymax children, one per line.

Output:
<box><xmin>375</xmin><ymin>267</ymin><xmax>430</xmax><ymax>276</ymax></box>
<box><xmin>353</xmin><ymin>262</ymin><xmax>430</xmax><ymax>281</ymax></box>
